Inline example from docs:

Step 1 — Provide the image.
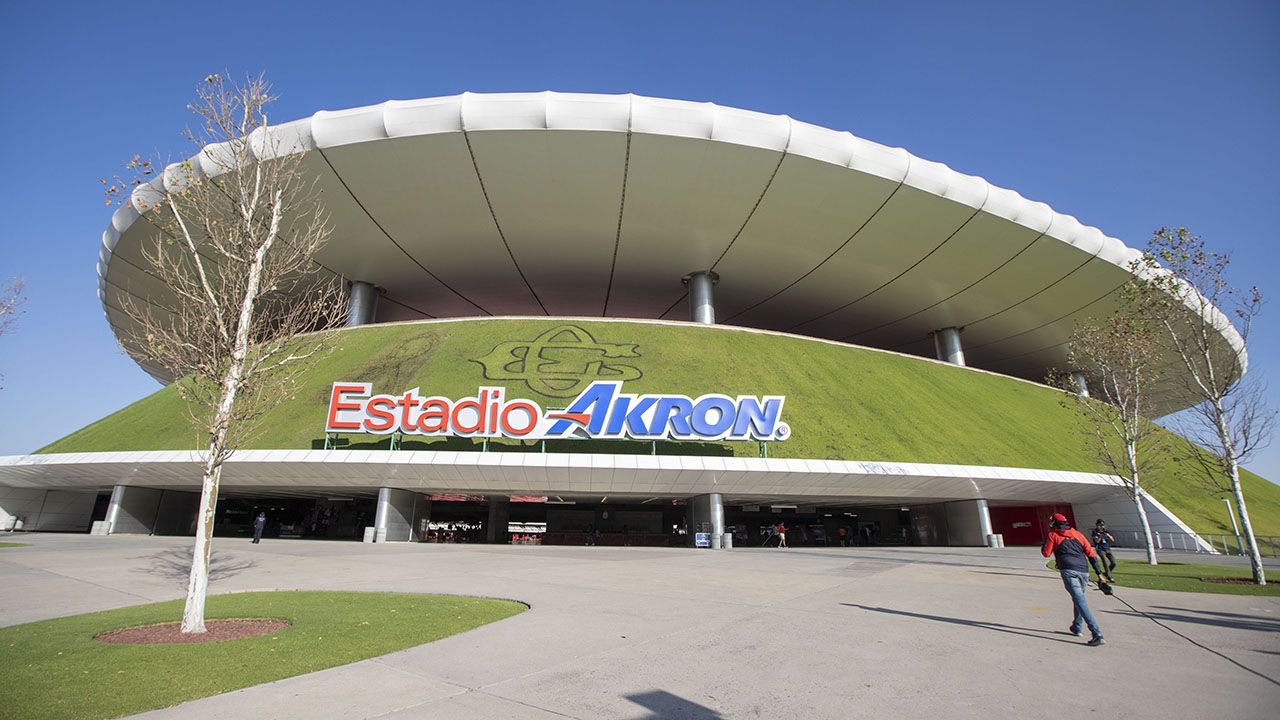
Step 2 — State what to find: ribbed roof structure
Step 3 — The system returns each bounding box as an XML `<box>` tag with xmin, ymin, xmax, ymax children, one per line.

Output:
<box><xmin>96</xmin><ymin>92</ymin><xmax>1244</xmax><ymax>413</ymax></box>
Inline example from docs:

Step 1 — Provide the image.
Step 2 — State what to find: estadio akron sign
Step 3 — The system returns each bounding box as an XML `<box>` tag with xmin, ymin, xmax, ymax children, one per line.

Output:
<box><xmin>326</xmin><ymin>381</ymin><xmax>789</xmax><ymax>442</ymax></box>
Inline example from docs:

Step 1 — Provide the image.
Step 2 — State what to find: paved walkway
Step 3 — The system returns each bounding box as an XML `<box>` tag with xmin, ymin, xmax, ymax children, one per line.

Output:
<box><xmin>2</xmin><ymin>535</ymin><xmax>1278</xmax><ymax>719</ymax></box>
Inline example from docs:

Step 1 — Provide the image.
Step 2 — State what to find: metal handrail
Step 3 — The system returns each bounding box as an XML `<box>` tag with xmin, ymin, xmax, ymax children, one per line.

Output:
<box><xmin>1112</xmin><ymin>530</ymin><xmax>1280</xmax><ymax>557</ymax></box>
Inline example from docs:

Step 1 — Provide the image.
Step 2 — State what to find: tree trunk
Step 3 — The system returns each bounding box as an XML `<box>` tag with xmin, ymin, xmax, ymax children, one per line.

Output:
<box><xmin>1132</xmin><ymin>489</ymin><xmax>1158</xmax><ymax>566</ymax></box>
<box><xmin>180</xmin><ymin>432</ymin><xmax>227</xmax><ymax>633</ymax></box>
<box><xmin>178</xmin><ymin>265</ymin><xmax>260</xmax><ymax>631</ymax></box>
<box><xmin>1229</xmin><ymin>458</ymin><xmax>1267</xmax><ymax>585</ymax></box>
<box><xmin>1213</xmin><ymin>400</ymin><xmax>1266</xmax><ymax>585</ymax></box>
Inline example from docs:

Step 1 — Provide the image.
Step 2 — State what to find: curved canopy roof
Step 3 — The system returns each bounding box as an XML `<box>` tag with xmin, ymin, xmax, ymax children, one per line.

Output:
<box><xmin>96</xmin><ymin>92</ymin><xmax>1244</xmax><ymax>414</ymax></box>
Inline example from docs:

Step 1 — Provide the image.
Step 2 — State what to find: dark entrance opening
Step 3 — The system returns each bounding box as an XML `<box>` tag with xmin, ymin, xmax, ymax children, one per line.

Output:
<box><xmin>213</xmin><ymin>496</ymin><xmax>374</xmax><ymax>540</ymax></box>
<box><xmin>414</xmin><ymin>496</ymin><xmax>683</xmax><ymax>546</ymax></box>
<box><xmin>542</xmin><ymin>500</ymin><xmax>682</xmax><ymax>546</ymax></box>
<box><xmin>723</xmin><ymin>504</ymin><xmax>915</xmax><ymax>547</ymax></box>
<box><xmin>421</xmin><ymin>496</ymin><xmax>488</xmax><ymax>543</ymax></box>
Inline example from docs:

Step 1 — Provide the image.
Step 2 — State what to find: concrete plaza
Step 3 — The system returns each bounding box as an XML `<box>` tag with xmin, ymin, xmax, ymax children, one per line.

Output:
<box><xmin>1</xmin><ymin>534</ymin><xmax>1277</xmax><ymax>719</ymax></box>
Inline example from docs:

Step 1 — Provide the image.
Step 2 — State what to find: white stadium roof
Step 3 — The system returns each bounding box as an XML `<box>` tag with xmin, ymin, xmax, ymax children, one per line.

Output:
<box><xmin>96</xmin><ymin>92</ymin><xmax>1244</xmax><ymax>413</ymax></box>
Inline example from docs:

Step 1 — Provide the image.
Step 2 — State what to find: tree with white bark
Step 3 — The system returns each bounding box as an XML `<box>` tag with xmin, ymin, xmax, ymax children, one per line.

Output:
<box><xmin>0</xmin><ymin>276</ymin><xmax>27</xmax><ymax>388</ymax></box>
<box><xmin>1054</xmin><ymin>282</ymin><xmax>1167</xmax><ymax>565</ymax></box>
<box><xmin>0</xmin><ymin>277</ymin><xmax>25</xmax><ymax>338</ymax></box>
<box><xmin>1134</xmin><ymin>227</ymin><xmax>1273</xmax><ymax>585</ymax></box>
<box><xmin>104</xmin><ymin>74</ymin><xmax>345</xmax><ymax>631</ymax></box>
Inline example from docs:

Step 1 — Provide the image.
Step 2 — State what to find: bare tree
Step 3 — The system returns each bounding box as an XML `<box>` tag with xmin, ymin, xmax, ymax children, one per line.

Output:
<box><xmin>1053</xmin><ymin>283</ymin><xmax>1167</xmax><ymax>565</ymax></box>
<box><xmin>0</xmin><ymin>277</ymin><xmax>27</xmax><ymax>388</ymax></box>
<box><xmin>1135</xmin><ymin>227</ymin><xmax>1274</xmax><ymax>584</ymax></box>
<box><xmin>0</xmin><ymin>277</ymin><xmax>26</xmax><ymax>337</ymax></box>
<box><xmin>105</xmin><ymin>74</ymin><xmax>346</xmax><ymax>631</ymax></box>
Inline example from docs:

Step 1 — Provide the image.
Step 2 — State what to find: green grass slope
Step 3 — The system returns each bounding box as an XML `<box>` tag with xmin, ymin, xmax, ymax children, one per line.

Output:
<box><xmin>37</xmin><ymin>318</ymin><xmax>1280</xmax><ymax>535</ymax></box>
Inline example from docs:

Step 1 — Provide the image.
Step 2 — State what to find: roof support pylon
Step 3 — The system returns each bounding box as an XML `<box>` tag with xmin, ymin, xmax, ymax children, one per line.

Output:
<box><xmin>683</xmin><ymin>271</ymin><xmax>719</xmax><ymax>325</ymax></box>
<box><xmin>346</xmin><ymin>281</ymin><xmax>379</xmax><ymax>327</ymax></box>
<box><xmin>933</xmin><ymin>327</ymin><xmax>966</xmax><ymax>366</ymax></box>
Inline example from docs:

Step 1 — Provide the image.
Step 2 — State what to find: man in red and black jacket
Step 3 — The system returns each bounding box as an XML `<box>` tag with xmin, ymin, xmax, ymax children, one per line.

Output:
<box><xmin>1042</xmin><ymin>513</ymin><xmax>1111</xmax><ymax>646</ymax></box>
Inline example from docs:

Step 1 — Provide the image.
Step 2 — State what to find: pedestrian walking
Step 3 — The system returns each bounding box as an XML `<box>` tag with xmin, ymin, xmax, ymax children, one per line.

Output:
<box><xmin>838</xmin><ymin>526</ymin><xmax>848</xmax><ymax>547</ymax></box>
<box><xmin>1091</xmin><ymin>519</ymin><xmax>1118</xmax><ymax>574</ymax></box>
<box><xmin>1041</xmin><ymin>513</ymin><xmax>1111</xmax><ymax>646</ymax></box>
<box><xmin>776</xmin><ymin>521</ymin><xmax>788</xmax><ymax>549</ymax></box>
<box><xmin>252</xmin><ymin>511</ymin><xmax>266</xmax><ymax>544</ymax></box>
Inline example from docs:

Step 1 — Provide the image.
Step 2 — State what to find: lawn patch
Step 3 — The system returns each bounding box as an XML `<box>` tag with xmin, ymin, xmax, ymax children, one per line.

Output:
<box><xmin>1106</xmin><ymin>559</ymin><xmax>1280</xmax><ymax>596</ymax></box>
<box><xmin>1050</xmin><ymin>558</ymin><xmax>1280</xmax><ymax>596</ymax></box>
<box><xmin>0</xmin><ymin>590</ymin><xmax>525</xmax><ymax>720</ymax></box>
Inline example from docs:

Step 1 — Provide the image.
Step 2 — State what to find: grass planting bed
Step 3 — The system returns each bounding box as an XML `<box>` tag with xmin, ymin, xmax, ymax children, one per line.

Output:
<box><xmin>1050</xmin><ymin>558</ymin><xmax>1279</xmax><ymax>596</ymax></box>
<box><xmin>1104</xmin><ymin>559</ymin><xmax>1280</xmax><ymax>596</ymax></box>
<box><xmin>0</xmin><ymin>590</ymin><xmax>526</xmax><ymax>720</ymax></box>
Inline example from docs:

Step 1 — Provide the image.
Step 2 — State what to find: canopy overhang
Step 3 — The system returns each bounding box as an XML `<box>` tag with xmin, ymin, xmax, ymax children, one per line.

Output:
<box><xmin>0</xmin><ymin>450</ymin><xmax>1127</xmax><ymax>507</ymax></box>
<box><xmin>96</xmin><ymin>92</ymin><xmax>1245</xmax><ymax>414</ymax></box>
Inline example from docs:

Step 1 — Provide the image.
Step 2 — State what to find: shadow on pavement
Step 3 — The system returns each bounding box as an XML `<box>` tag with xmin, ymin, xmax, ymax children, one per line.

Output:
<box><xmin>1106</xmin><ymin>607</ymin><xmax>1280</xmax><ymax>633</ymax></box>
<box><xmin>742</xmin><ymin>548</ymin><xmax>1025</xmax><ymax>572</ymax></box>
<box><xmin>1146</xmin><ymin>604</ymin><xmax>1280</xmax><ymax>627</ymax></box>
<box><xmin>973</xmin><ymin>570</ymin><xmax>1057</xmax><ymax>581</ymax></box>
<box><xmin>841</xmin><ymin>603</ymin><xmax>1079</xmax><ymax>645</ymax></box>
<box><xmin>135</xmin><ymin>546</ymin><xmax>257</xmax><ymax>584</ymax></box>
<box><xmin>624</xmin><ymin>690</ymin><xmax>724</xmax><ymax>719</ymax></box>
<box><xmin>1101</xmin><ymin>598</ymin><xmax>1280</xmax><ymax>687</ymax></box>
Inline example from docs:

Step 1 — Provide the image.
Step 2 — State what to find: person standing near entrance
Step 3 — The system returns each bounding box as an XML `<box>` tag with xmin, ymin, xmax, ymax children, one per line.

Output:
<box><xmin>1042</xmin><ymin>513</ymin><xmax>1110</xmax><ymax>646</ymax></box>
<box><xmin>252</xmin><ymin>512</ymin><xmax>267</xmax><ymax>544</ymax></box>
<box><xmin>1092</xmin><ymin>519</ymin><xmax>1117</xmax><ymax>575</ymax></box>
<box><xmin>776</xmin><ymin>521</ymin><xmax>788</xmax><ymax>549</ymax></box>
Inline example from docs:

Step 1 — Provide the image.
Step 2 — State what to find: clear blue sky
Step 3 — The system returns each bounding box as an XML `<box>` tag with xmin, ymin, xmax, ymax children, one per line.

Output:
<box><xmin>1</xmin><ymin>1</ymin><xmax>1277</xmax><ymax>483</ymax></box>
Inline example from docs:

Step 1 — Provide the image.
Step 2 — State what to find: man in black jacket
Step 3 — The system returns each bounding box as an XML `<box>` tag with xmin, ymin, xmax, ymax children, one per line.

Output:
<box><xmin>1092</xmin><ymin>519</ymin><xmax>1118</xmax><ymax>575</ymax></box>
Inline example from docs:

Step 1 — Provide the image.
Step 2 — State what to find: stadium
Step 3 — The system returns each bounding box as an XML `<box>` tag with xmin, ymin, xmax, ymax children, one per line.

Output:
<box><xmin>0</xmin><ymin>92</ymin><xmax>1272</xmax><ymax>550</ymax></box>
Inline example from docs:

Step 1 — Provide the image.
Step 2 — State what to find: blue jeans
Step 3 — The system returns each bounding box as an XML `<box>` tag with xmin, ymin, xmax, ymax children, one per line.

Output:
<box><xmin>1061</xmin><ymin>569</ymin><xmax>1102</xmax><ymax>638</ymax></box>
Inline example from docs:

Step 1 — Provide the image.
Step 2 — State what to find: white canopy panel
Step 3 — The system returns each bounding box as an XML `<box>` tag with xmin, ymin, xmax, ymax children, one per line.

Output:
<box><xmin>0</xmin><ymin>450</ymin><xmax>1128</xmax><ymax>507</ymax></box>
<box><xmin>97</xmin><ymin>92</ymin><xmax>1245</xmax><ymax>413</ymax></box>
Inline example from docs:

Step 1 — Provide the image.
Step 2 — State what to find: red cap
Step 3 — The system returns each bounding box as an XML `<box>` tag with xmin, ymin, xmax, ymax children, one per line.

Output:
<box><xmin>1050</xmin><ymin>513</ymin><xmax>1068</xmax><ymax>523</ymax></box>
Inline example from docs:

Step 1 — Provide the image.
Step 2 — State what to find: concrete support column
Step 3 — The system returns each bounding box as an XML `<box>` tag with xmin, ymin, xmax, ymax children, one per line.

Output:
<box><xmin>103</xmin><ymin>485</ymin><xmax>125</xmax><ymax>533</ymax></box>
<box><xmin>103</xmin><ymin>485</ymin><xmax>163</xmax><ymax>535</ymax></box>
<box><xmin>372</xmin><ymin>487</ymin><xmax>414</xmax><ymax>543</ymax></box>
<box><xmin>683</xmin><ymin>271</ymin><xmax>719</xmax><ymax>325</ymax></box>
<box><xmin>687</xmin><ymin>493</ymin><xmax>726</xmax><ymax>549</ymax></box>
<box><xmin>709</xmin><ymin>493</ymin><xmax>725</xmax><ymax>549</ymax></box>
<box><xmin>486</xmin><ymin>496</ymin><xmax>511</xmax><ymax>544</ymax></box>
<box><xmin>346</xmin><ymin>281</ymin><xmax>379</xmax><ymax>327</ymax></box>
<box><xmin>976</xmin><ymin>497</ymin><xmax>994</xmax><ymax>541</ymax></box>
<box><xmin>933</xmin><ymin>327</ymin><xmax>966</xmax><ymax>366</ymax></box>
<box><xmin>1071</xmin><ymin>371</ymin><xmax>1090</xmax><ymax>398</ymax></box>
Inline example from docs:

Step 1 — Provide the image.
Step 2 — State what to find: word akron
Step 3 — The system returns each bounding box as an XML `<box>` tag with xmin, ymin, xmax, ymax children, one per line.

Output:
<box><xmin>326</xmin><ymin>381</ymin><xmax>789</xmax><ymax>442</ymax></box>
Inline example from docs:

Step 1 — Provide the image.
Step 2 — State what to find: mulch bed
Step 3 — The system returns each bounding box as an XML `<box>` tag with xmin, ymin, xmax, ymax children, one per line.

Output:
<box><xmin>96</xmin><ymin>619</ymin><xmax>291</xmax><ymax>645</ymax></box>
<box><xmin>1201</xmin><ymin>577</ymin><xmax>1258</xmax><ymax>586</ymax></box>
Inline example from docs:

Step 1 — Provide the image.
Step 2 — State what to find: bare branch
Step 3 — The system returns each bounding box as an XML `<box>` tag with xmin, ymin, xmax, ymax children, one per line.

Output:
<box><xmin>105</xmin><ymin>73</ymin><xmax>348</xmax><ymax>632</ymax></box>
<box><xmin>0</xmin><ymin>277</ymin><xmax>27</xmax><ymax>338</ymax></box>
<box><xmin>1133</xmin><ymin>227</ymin><xmax>1273</xmax><ymax>583</ymax></box>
